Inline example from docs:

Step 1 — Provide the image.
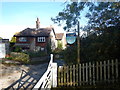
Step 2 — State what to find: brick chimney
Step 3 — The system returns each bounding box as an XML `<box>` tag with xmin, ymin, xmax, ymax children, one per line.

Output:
<box><xmin>36</xmin><ymin>17</ymin><xmax>40</xmax><ymax>30</ymax></box>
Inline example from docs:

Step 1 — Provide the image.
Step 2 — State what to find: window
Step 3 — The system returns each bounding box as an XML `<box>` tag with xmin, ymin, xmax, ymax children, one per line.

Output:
<box><xmin>19</xmin><ymin>37</ymin><xmax>27</xmax><ymax>42</ymax></box>
<box><xmin>38</xmin><ymin>37</ymin><xmax>45</xmax><ymax>42</ymax></box>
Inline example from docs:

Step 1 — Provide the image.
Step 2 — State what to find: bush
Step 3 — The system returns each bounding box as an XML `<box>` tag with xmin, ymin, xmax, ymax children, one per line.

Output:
<box><xmin>10</xmin><ymin>52</ymin><xmax>30</xmax><ymax>63</ymax></box>
<box><xmin>13</xmin><ymin>46</ymin><xmax>22</xmax><ymax>52</ymax></box>
<box><xmin>62</xmin><ymin>46</ymin><xmax>77</xmax><ymax>65</ymax></box>
<box><xmin>25</xmin><ymin>50</ymin><xmax>47</xmax><ymax>58</ymax></box>
<box><xmin>57</xmin><ymin>41</ymin><xmax>63</xmax><ymax>50</ymax></box>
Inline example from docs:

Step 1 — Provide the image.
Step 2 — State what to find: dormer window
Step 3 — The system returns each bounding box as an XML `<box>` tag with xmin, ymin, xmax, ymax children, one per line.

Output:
<box><xmin>38</xmin><ymin>37</ymin><xmax>45</xmax><ymax>42</ymax></box>
<box><xmin>19</xmin><ymin>37</ymin><xmax>27</xmax><ymax>42</ymax></box>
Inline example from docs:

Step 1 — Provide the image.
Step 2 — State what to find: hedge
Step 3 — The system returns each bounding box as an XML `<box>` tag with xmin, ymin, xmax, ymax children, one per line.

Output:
<box><xmin>10</xmin><ymin>52</ymin><xmax>30</xmax><ymax>63</ymax></box>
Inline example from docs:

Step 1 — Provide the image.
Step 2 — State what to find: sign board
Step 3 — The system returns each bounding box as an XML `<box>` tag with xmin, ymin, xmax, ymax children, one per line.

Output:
<box><xmin>66</xmin><ymin>32</ymin><xmax>76</xmax><ymax>44</ymax></box>
<box><xmin>0</xmin><ymin>43</ymin><xmax>6</xmax><ymax>58</ymax></box>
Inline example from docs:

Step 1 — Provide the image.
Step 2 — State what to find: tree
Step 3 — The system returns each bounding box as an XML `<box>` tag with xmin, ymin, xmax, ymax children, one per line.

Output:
<box><xmin>10</xmin><ymin>32</ymin><xmax>20</xmax><ymax>43</ymax></box>
<box><xmin>52</xmin><ymin>2</ymin><xmax>120</xmax><ymax>31</ymax></box>
<box><xmin>10</xmin><ymin>37</ymin><xmax>16</xmax><ymax>43</ymax></box>
<box><xmin>86</xmin><ymin>2</ymin><xmax>120</xmax><ymax>31</ymax></box>
<box><xmin>51</xmin><ymin>1</ymin><xmax>88</xmax><ymax>31</ymax></box>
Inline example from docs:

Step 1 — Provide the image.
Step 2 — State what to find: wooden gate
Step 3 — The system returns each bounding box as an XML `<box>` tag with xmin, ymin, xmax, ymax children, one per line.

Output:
<box><xmin>57</xmin><ymin>59</ymin><xmax>119</xmax><ymax>87</ymax></box>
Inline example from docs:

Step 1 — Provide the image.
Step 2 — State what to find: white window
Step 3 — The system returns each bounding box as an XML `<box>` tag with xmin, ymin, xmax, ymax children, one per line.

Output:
<box><xmin>19</xmin><ymin>37</ymin><xmax>27</xmax><ymax>42</ymax></box>
<box><xmin>38</xmin><ymin>37</ymin><xmax>45</xmax><ymax>42</ymax></box>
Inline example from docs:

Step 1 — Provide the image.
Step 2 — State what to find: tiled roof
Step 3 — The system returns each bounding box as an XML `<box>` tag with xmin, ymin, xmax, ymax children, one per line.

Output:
<box><xmin>14</xmin><ymin>27</ymin><xmax>53</xmax><ymax>37</ymax></box>
<box><xmin>56</xmin><ymin>33</ymin><xmax>64</xmax><ymax>40</ymax></box>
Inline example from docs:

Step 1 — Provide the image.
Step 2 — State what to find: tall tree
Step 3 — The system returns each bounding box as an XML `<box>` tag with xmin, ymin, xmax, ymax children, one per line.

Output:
<box><xmin>52</xmin><ymin>2</ymin><xmax>120</xmax><ymax>31</ymax></box>
<box><xmin>86</xmin><ymin>2</ymin><xmax>120</xmax><ymax>31</ymax></box>
<box><xmin>51</xmin><ymin>2</ymin><xmax>88</xmax><ymax>31</ymax></box>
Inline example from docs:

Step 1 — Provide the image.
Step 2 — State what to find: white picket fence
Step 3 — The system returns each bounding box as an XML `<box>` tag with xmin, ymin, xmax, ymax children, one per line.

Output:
<box><xmin>58</xmin><ymin>59</ymin><xmax>119</xmax><ymax>86</ymax></box>
<box><xmin>33</xmin><ymin>54</ymin><xmax>57</xmax><ymax>89</ymax></box>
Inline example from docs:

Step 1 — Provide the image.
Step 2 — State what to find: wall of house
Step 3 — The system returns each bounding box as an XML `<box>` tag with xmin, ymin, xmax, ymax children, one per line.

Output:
<box><xmin>50</xmin><ymin>30</ymin><xmax>57</xmax><ymax>51</ymax></box>
<box><xmin>35</xmin><ymin>37</ymin><xmax>47</xmax><ymax>47</ymax></box>
<box><xmin>61</xmin><ymin>32</ymin><xmax>67</xmax><ymax>49</ymax></box>
<box><xmin>0</xmin><ymin>43</ymin><xmax>6</xmax><ymax>58</ymax></box>
<box><xmin>16</xmin><ymin>37</ymin><xmax>30</xmax><ymax>43</ymax></box>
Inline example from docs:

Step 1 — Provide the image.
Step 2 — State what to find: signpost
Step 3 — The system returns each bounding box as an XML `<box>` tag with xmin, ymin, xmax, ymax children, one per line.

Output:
<box><xmin>77</xmin><ymin>21</ymin><xmax>80</xmax><ymax>63</ymax></box>
<box><xmin>66</xmin><ymin>32</ymin><xmax>76</xmax><ymax>45</ymax></box>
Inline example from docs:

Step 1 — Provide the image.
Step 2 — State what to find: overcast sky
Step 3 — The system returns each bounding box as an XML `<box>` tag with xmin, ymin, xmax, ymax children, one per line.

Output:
<box><xmin>0</xmin><ymin>1</ymin><xmax>88</xmax><ymax>40</ymax></box>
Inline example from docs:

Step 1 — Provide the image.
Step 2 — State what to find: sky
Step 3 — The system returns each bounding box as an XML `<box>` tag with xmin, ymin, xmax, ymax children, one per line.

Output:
<box><xmin>0</xmin><ymin>1</ymin><xmax>88</xmax><ymax>40</ymax></box>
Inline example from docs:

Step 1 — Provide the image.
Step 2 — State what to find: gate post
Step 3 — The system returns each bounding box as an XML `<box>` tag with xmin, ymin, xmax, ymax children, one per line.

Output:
<box><xmin>52</xmin><ymin>63</ymin><xmax>57</xmax><ymax>87</ymax></box>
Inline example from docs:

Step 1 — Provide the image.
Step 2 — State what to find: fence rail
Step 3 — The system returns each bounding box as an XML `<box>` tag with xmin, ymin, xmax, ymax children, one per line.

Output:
<box><xmin>58</xmin><ymin>59</ymin><xmax>119</xmax><ymax>86</ymax></box>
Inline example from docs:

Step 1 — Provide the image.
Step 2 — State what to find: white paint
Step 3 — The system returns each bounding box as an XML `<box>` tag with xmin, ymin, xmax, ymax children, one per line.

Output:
<box><xmin>0</xmin><ymin>43</ymin><xmax>6</xmax><ymax>58</ymax></box>
<box><xmin>33</xmin><ymin>54</ymin><xmax>57</xmax><ymax>89</ymax></box>
<box><xmin>52</xmin><ymin>63</ymin><xmax>57</xmax><ymax>87</ymax></box>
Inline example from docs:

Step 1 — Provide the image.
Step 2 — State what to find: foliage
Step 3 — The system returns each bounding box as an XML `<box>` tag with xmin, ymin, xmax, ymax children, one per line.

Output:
<box><xmin>10</xmin><ymin>37</ymin><xmax>16</xmax><ymax>43</ymax></box>
<box><xmin>52</xmin><ymin>2</ymin><xmax>120</xmax><ymax>31</ymax></box>
<box><xmin>0</xmin><ymin>37</ymin><xmax>2</xmax><ymax>39</ymax></box>
<box><xmin>5</xmin><ymin>56</ymin><xmax>13</xmax><ymax>60</ymax></box>
<box><xmin>46</xmin><ymin>40</ymin><xmax>52</xmax><ymax>54</ymax></box>
<box><xmin>52</xmin><ymin>2</ymin><xmax>120</xmax><ymax>64</ymax></box>
<box><xmin>25</xmin><ymin>50</ymin><xmax>47</xmax><ymax>58</ymax></box>
<box><xmin>10</xmin><ymin>52</ymin><xmax>30</xmax><ymax>63</ymax></box>
<box><xmin>62</xmin><ymin>46</ymin><xmax>77</xmax><ymax>64</ymax></box>
<box><xmin>57</xmin><ymin>40</ymin><xmax>63</xmax><ymax>49</ymax></box>
<box><xmin>13</xmin><ymin>46</ymin><xmax>22</xmax><ymax>52</ymax></box>
<box><xmin>80</xmin><ymin>26</ymin><xmax>120</xmax><ymax>62</ymax></box>
<box><xmin>61</xmin><ymin>26</ymin><xmax>120</xmax><ymax>64</ymax></box>
<box><xmin>86</xmin><ymin>2</ymin><xmax>120</xmax><ymax>30</ymax></box>
<box><xmin>51</xmin><ymin>2</ymin><xmax>87</xmax><ymax>31</ymax></box>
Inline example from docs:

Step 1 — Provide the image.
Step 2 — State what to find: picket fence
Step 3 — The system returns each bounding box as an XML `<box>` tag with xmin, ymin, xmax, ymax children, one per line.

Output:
<box><xmin>58</xmin><ymin>59</ymin><xmax>119</xmax><ymax>86</ymax></box>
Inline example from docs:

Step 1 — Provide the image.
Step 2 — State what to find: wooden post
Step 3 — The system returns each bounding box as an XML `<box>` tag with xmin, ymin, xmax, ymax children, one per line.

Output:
<box><xmin>52</xmin><ymin>63</ymin><xmax>57</xmax><ymax>87</ymax></box>
<box><xmin>89</xmin><ymin>62</ymin><xmax>92</xmax><ymax>85</ymax></box>
<box><xmin>82</xmin><ymin>63</ymin><xmax>85</xmax><ymax>85</ymax></box>
<box><xmin>66</xmin><ymin>66</ymin><xmax>69</xmax><ymax>86</ymax></box>
<box><xmin>77</xmin><ymin>21</ymin><xmax>80</xmax><ymax>63</ymax></box>
<box><xmin>86</xmin><ymin>63</ymin><xmax>88</xmax><ymax>85</ymax></box>
<box><xmin>111</xmin><ymin>60</ymin><xmax>114</xmax><ymax>83</ymax></box>
<box><xmin>100</xmin><ymin>62</ymin><xmax>102</xmax><ymax>81</ymax></box>
<box><xmin>70</xmin><ymin>65</ymin><xmax>72</xmax><ymax>86</ymax></box>
<box><xmin>79</xmin><ymin>64</ymin><xmax>82</xmax><ymax>86</ymax></box>
<box><xmin>104</xmin><ymin>61</ymin><xmax>106</xmax><ymax>83</ymax></box>
<box><xmin>96</xmin><ymin>62</ymin><xmax>99</xmax><ymax>83</ymax></box>
<box><xmin>93</xmin><ymin>62</ymin><xmax>95</xmax><ymax>85</ymax></box>
<box><xmin>63</xmin><ymin>66</ymin><xmax>66</xmax><ymax>86</ymax></box>
<box><xmin>107</xmin><ymin>60</ymin><xmax>110</xmax><ymax>83</ymax></box>
<box><xmin>115</xmin><ymin>59</ymin><xmax>118</xmax><ymax>82</ymax></box>
<box><xmin>73</xmin><ymin>65</ymin><xmax>76</xmax><ymax>86</ymax></box>
<box><xmin>76</xmin><ymin>64</ymin><xmax>78</xmax><ymax>86</ymax></box>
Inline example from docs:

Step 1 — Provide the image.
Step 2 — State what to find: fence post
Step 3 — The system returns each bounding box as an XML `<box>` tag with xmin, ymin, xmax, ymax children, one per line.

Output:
<box><xmin>115</xmin><ymin>59</ymin><xmax>118</xmax><ymax>82</ymax></box>
<box><xmin>52</xmin><ymin>63</ymin><xmax>57</xmax><ymax>87</ymax></box>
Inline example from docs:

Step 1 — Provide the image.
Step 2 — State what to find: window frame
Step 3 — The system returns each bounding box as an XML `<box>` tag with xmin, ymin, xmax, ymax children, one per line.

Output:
<box><xmin>19</xmin><ymin>37</ymin><xmax>27</xmax><ymax>42</ymax></box>
<box><xmin>37</xmin><ymin>37</ymin><xmax>46</xmax><ymax>42</ymax></box>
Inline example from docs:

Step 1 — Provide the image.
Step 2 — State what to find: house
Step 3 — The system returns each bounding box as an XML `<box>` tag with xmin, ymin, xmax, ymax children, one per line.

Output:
<box><xmin>56</xmin><ymin>33</ymin><xmax>66</xmax><ymax>49</ymax></box>
<box><xmin>14</xmin><ymin>18</ymin><xmax>62</xmax><ymax>52</ymax></box>
<box><xmin>0</xmin><ymin>39</ymin><xmax>9</xmax><ymax>58</ymax></box>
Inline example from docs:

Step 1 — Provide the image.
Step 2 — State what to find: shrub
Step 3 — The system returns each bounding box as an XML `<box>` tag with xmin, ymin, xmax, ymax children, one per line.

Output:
<box><xmin>13</xmin><ymin>46</ymin><xmax>22</xmax><ymax>52</ymax></box>
<box><xmin>62</xmin><ymin>46</ymin><xmax>77</xmax><ymax>65</ymax></box>
<box><xmin>57</xmin><ymin>40</ymin><xmax>63</xmax><ymax>50</ymax></box>
<box><xmin>10</xmin><ymin>52</ymin><xmax>30</xmax><ymax>63</ymax></box>
<box><xmin>25</xmin><ymin>50</ymin><xmax>47</xmax><ymax>58</ymax></box>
